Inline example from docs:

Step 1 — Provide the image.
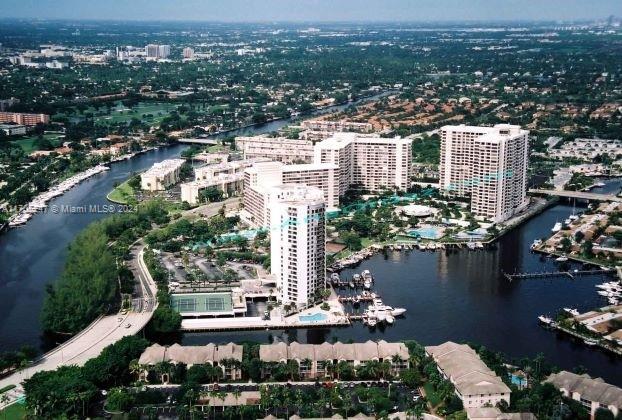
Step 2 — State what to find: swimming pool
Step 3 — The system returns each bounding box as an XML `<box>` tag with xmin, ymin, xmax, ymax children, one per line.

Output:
<box><xmin>408</xmin><ymin>226</ymin><xmax>444</xmax><ymax>240</ymax></box>
<box><xmin>509</xmin><ymin>374</ymin><xmax>528</xmax><ymax>388</ymax></box>
<box><xmin>299</xmin><ymin>313</ymin><xmax>328</xmax><ymax>322</ymax></box>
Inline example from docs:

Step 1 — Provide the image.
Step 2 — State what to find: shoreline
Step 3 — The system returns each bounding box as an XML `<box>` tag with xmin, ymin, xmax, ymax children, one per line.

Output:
<box><xmin>329</xmin><ymin>197</ymin><xmax>557</xmax><ymax>272</ymax></box>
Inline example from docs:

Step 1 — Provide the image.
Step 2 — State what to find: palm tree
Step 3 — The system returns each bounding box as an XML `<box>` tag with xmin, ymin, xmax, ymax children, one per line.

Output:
<box><xmin>391</xmin><ymin>354</ymin><xmax>405</xmax><ymax>375</ymax></box>
<box><xmin>129</xmin><ymin>359</ymin><xmax>142</xmax><ymax>382</ymax></box>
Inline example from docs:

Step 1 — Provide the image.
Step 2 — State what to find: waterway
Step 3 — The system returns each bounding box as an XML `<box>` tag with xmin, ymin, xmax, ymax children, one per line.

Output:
<box><xmin>1</xmin><ymin>105</ymin><xmax>621</xmax><ymax>384</ymax></box>
<box><xmin>183</xmin><ymin>183</ymin><xmax>622</xmax><ymax>386</ymax></box>
<box><xmin>0</xmin><ymin>92</ymin><xmax>390</xmax><ymax>353</ymax></box>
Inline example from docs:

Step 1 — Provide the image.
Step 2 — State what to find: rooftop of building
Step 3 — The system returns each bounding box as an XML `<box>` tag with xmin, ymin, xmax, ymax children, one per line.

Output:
<box><xmin>546</xmin><ymin>371</ymin><xmax>622</xmax><ymax>408</ymax></box>
<box><xmin>138</xmin><ymin>342</ymin><xmax>243</xmax><ymax>366</ymax></box>
<box><xmin>259</xmin><ymin>340</ymin><xmax>409</xmax><ymax>363</ymax></box>
<box><xmin>425</xmin><ymin>341</ymin><xmax>511</xmax><ymax>397</ymax></box>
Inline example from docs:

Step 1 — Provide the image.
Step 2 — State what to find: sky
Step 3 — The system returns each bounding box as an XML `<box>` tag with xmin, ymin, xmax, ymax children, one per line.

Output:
<box><xmin>2</xmin><ymin>0</ymin><xmax>621</xmax><ymax>22</ymax></box>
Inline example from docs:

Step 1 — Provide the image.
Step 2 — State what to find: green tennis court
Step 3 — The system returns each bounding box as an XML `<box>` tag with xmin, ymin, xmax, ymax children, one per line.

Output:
<box><xmin>170</xmin><ymin>292</ymin><xmax>233</xmax><ymax>314</ymax></box>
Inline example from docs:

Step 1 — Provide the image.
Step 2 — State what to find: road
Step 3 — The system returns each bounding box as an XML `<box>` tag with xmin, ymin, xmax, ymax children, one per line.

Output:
<box><xmin>0</xmin><ymin>198</ymin><xmax>243</xmax><ymax>410</ymax></box>
<box><xmin>0</xmin><ymin>244</ymin><xmax>157</xmax><ymax>409</ymax></box>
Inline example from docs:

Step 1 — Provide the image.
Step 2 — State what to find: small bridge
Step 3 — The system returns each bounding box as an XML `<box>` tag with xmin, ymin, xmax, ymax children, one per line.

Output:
<box><xmin>178</xmin><ymin>138</ymin><xmax>219</xmax><ymax>145</ymax></box>
<box><xmin>528</xmin><ymin>189</ymin><xmax>622</xmax><ymax>202</ymax></box>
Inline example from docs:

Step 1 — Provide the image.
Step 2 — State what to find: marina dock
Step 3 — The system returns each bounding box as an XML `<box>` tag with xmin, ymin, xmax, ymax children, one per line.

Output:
<box><xmin>503</xmin><ymin>269</ymin><xmax>614</xmax><ymax>281</ymax></box>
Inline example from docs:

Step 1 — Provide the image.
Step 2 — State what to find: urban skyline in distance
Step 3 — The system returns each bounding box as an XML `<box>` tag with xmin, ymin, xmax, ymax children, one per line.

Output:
<box><xmin>2</xmin><ymin>0</ymin><xmax>622</xmax><ymax>22</ymax></box>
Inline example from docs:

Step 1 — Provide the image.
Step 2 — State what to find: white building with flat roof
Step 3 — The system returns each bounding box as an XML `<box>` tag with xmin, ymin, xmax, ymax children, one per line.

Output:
<box><xmin>235</xmin><ymin>136</ymin><xmax>314</xmax><ymax>164</ymax></box>
<box><xmin>242</xmin><ymin>161</ymin><xmax>339</xmax><ymax>227</ymax></box>
<box><xmin>140</xmin><ymin>159</ymin><xmax>186</xmax><ymax>191</ymax></box>
<box><xmin>301</xmin><ymin>119</ymin><xmax>373</xmax><ymax>133</ymax></box>
<box><xmin>439</xmin><ymin>124</ymin><xmax>529</xmax><ymax>223</ymax></box>
<box><xmin>314</xmin><ymin>132</ymin><xmax>413</xmax><ymax>194</ymax></box>
<box><xmin>180</xmin><ymin>158</ymin><xmax>271</xmax><ymax>205</ymax></box>
<box><xmin>270</xmin><ymin>185</ymin><xmax>326</xmax><ymax>307</ymax></box>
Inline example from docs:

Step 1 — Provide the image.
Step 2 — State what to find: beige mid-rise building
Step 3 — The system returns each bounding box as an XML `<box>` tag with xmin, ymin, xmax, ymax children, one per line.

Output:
<box><xmin>140</xmin><ymin>159</ymin><xmax>186</xmax><ymax>191</ymax></box>
<box><xmin>439</xmin><ymin>124</ymin><xmax>529</xmax><ymax>223</ymax></box>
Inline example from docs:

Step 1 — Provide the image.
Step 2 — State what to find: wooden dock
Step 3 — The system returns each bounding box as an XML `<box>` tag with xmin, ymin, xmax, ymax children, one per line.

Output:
<box><xmin>503</xmin><ymin>269</ymin><xmax>614</xmax><ymax>281</ymax></box>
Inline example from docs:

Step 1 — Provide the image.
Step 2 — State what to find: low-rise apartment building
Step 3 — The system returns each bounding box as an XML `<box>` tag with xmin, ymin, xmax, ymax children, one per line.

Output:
<box><xmin>301</xmin><ymin>119</ymin><xmax>373</xmax><ymax>133</ymax></box>
<box><xmin>546</xmin><ymin>371</ymin><xmax>621</xmax><ymax>418</ymax></box>
<box><xmin>235</xmin><ymin>136</ymin><xmax>315</xmax><ymax>164</ymax></box>
<box><xmin>140</xmin><ymin>158</ymin><xmax>185</xmax><ymax>191</ymax></box>
<box><xmin>181</xmin><ymin>158</ymin><xmax>271</xmax><ymax>205</ymax></box>
<box><xmin>425</xmin><ymin>341</ymin><xmax>511</xmax><ymax>409</ymax></box>
<box><xmin>0</xmin><ymin>112</ymin><xmax>50</xmax><ymax>126</ymax></box>
<box><xmin>138</xmin><ymin>343</ymin><xmax>244</xmax><ymax>381</ymax></box>
<box><xmin>259</xmin><ymin>341</ymin><xmax>409</xmax><ymax>379</ymax></box>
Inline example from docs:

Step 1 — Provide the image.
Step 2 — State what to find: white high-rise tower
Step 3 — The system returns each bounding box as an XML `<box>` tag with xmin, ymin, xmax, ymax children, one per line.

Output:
<box><xmin>439</xmin><ymin>124</ymin><xmax>529</xmax><ymax>223</ymax></box>
<box><xmin>269</xmin><ymin>185</ymin><xmax>326</xmax><ymax>308</ymax></box>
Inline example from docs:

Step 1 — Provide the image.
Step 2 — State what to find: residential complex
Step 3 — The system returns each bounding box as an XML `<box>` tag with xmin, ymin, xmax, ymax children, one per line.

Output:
<box><xmin>439</xmin><ymin>124</ymin><xmax>529</xmax><ymax>223</ymax></box>
<box><xmin>301</xmin><ymin>119</ymin><xmax>373</xmax><ymax>133</ymax></box>
<box><xmin>0</xmin><ymin>124</ymin><xmax>27</xmax><ymax>136</ymax></box>
<box><xmin>314</xmin><ymin>132</ymin><xmax>413</xmax><ymax>193</ymax></box>
<box><xmin>269</xmin><ymin>185</ymin><xmax>326</xmax><ymax>307</ymax></box>
<box><xmin>546</xmin><ymin>138</ymin><xmax>622</xmax><ymax>161</ymax></box>
<box><xmin>0</xmin><ymin>111</ymin><xmax>50</xmax><ymax>126</ymax></box>
<box><xmin>235</xmin><ymin>136</ymin><xmax>315</xmax><ymax>164</ymax></box>
<box><xmin>180</xmin><ymin>158</ymin><xmax>269</xmax><ymax>205</ymax></box>
<box><xmin>425</xmin><ymin>341</ymin><xmax>511</xmax><ymax>409</ymax></box>
<box><xmin>546</xmin><ymin>371</ymin><xmax>621</xmax><ymax>418</ymax></box>
<box><xmin>145</xmin><ymin>44</ymin><xmax>170</xmax><ymax>59</ymax></box>
<box><xmin>241</xmin><ymin>161</ymin><xmax>338</xmax><ymax>227</ymax></box>
<box><xmin>259</xmin><ymin>341</ymin><xmax>409</xmax><ymax>379</ymax></box>
<box><xmin>140</xmin><ymin>158</ymin><xmax>185</xmax><ymax>191</ymax></box>
<box><xmin>138</xmin><ymin>343</ymin><xmax>243</xmax><ymax>381</ymax></box>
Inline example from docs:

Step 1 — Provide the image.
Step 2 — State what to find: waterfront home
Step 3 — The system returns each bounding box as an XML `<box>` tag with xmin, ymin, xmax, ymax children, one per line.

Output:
<box><xmin>138</xmin><ymin>343</ymin><xmax>243</xmax><ymax>381</ymax></box>
<box><xmin>546</xmin><ymin>371</ymin><xmax>622</xmax><ymax>417</ymax></box>
<box><xmin>259</xmin><ymin>340</ymin><xmax>410</xmax><ymax>379</ymax></box>
<box><xmin>425</xmin><ymin>341</ymin><xmax>511</xmax><ymax>409</ymax></box>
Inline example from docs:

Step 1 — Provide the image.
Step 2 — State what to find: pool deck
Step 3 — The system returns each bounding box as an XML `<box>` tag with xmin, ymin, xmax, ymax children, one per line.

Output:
<box><xmin>181</xmin><ymin>290</ymin><xmax>350</xmax><ymax>332</ymax></box>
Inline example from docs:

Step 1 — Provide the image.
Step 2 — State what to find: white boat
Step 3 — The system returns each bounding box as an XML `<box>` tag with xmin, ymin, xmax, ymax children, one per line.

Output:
<box><xmin>538</xmin><ymin>315</ymin><xmax>553</xmax><ymax>325</ymax></box>
<box><xmin>551</xmin><ymin>222</ymin><xmax>562</xmax><ymax>233</ymax></box>
<box><xmin>367</xmin><ymin>317</ymin><xmax>377</xmax><ymax>327</ymax></box>
<box><xmin>531</xmin><ymin>239</ymin><xmax>543</xmax><ymax>250</ymax></box>
<box><xmin>563</xmin><ymin>308</ymin><xmax>580</xmax><ymax>317</ymax></box>
<box><xmin>363</xmin><ymin>278</ymin><xmax>372</xmax><ymax>290</ymax></box>
<box><xmin>594</xmin><ymin>182</ymin><xmax>606</xmax><ymax>187</ymax></box>
<box><xmin>584</xmin><ymin>339</ymin><xmax>599</xmax><ymax>346</ymax></box>
<box><xmin>385</xmin><ymin>315</ymin><xmax>395</xmax><ymax>324</ymax></box>
<box><xmin>390</xmin><ymin>307</ymin><xmax>407</xmax><ymax>316</ymax></box>
<box><xmin>555</xmin><ymin>256</ymin><xmax>569</xmax><ymax>262</ymax></box>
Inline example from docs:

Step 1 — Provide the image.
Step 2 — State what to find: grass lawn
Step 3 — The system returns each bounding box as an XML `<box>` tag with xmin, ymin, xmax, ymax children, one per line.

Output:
<box><xmin>107</xmin><ymin>179</ymin><xmax>136</xmax><ymax>204</ymax></box>
<box><xmin>423</xmin><ymin>382</ymin><xmax>442</xmax><ymax>407</ymax></box>
<box><xmin>11</xmin><ymin>134</ymin><xmax>63</xmax><ymax>154</ymax></box>
<box><xmin>53</xmin><ymin>101</ymin><xmax>181</xmax><ymax>127</ymax></box>
<box><xmin>0</xmin><ymin>403</ymin><xmax>27</xmax><ymax>419</ymax></box>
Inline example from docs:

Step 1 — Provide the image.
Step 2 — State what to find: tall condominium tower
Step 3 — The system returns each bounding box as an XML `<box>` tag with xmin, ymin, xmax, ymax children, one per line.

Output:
<box><xmin>269</xmin><ymin>185</ymin><xmax>326</xmax><ymax>308</ymax></box>
<box><xmin>314</xmin><ymin>132</ymin><xmax>413</xmax><ymax>194</ymax></box>
<box><xmin>439</xmin><ymin>124</ymin><xmax>529</xmax><ymax>222</ymax></box>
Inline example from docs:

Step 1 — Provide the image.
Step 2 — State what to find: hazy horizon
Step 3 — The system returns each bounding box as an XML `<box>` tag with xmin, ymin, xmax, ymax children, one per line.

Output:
<box><xmin>2</xmin><ymin>0</ymin><xmax>621</xmax><ymax>23</ymax></box>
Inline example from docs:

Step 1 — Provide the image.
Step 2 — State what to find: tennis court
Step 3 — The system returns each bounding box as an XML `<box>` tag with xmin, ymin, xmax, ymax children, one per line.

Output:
<box><xmin>170</xmin><ymin>292</ymin><xmax>233</xmax><ymax>314</ymax></box>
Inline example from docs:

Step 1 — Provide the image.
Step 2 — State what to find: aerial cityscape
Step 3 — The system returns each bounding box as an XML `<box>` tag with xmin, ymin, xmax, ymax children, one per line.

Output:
<box><xmin>0</xmin><ymin>1</ymin><xmax>622</xmax><ymax>419</ymax></box>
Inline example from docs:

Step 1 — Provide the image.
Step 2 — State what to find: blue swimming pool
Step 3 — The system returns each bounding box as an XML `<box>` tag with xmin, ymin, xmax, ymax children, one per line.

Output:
<box><xmin>408</xmin><ymin>226</ymin><xmax>443</xmax><ymax>240</ymax></box>
<box><xmin>509</xmin><ymin>374</ymin><xmax>528</xmax><ymax>388</ymax></box>
<box><xmin>299</xmin><ymin>313</ymin><xmax>328</xmax><ymax>322</ymax></box>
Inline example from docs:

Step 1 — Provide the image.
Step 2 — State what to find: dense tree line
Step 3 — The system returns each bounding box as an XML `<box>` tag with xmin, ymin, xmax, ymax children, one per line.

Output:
<box><xmin>41</xmin><ymin>201</ymin><xmax>170</xmax><ymax>334</ymax></box>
